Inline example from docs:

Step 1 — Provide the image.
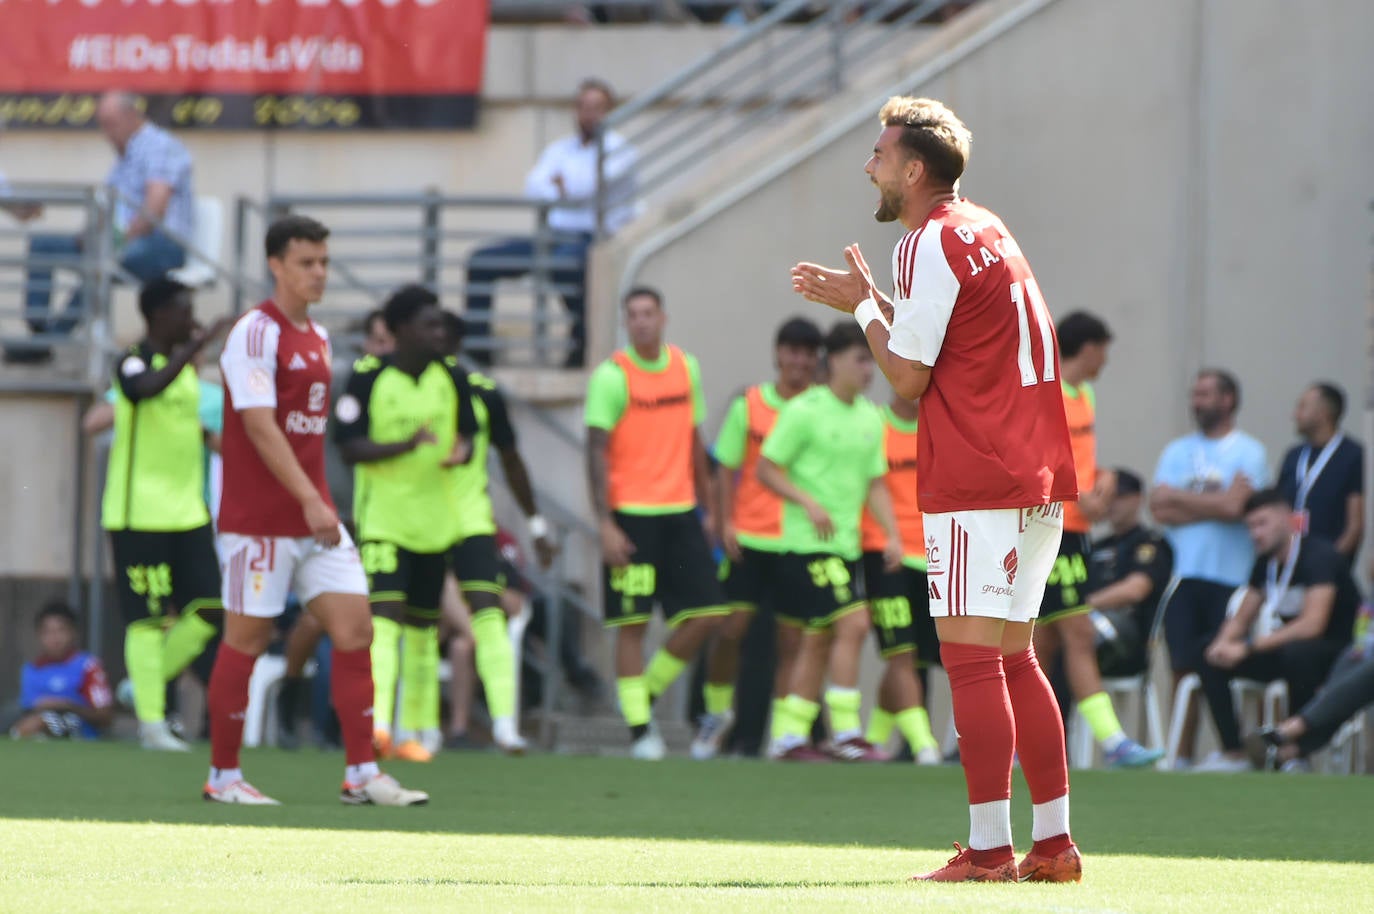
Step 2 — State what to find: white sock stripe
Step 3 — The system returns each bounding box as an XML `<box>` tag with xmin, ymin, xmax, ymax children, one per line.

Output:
<box><xmin>1031</xmin><ymin>793</ymin><xmax>1071</xmax><ymax>842</ymax></box>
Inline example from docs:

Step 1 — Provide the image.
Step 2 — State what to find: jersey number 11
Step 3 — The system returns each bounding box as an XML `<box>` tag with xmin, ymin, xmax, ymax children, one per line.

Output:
<box><xmin>1011</xmin><ymin>279</ymin><xmax>1055</xmax><ymax>388</ymax></box>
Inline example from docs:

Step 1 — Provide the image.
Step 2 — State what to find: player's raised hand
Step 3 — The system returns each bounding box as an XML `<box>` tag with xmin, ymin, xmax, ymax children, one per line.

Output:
<box><xmin>802</xmin><ymin>498</ymin><xmax>835</xmax><ymax>540</ymax></box>
<box><xmin>599</xmin><ymin>517</ymin><xmax>636</xmax><ymax>568</ymax></box>
<box><xmin>790</xmin><ymin>261</ymin><xmax>867</xmax><ymax>313</ymax></box>
<box><xmin>303</xmin><ymin>496</ymin><xmax>343</xmax><ymax>547</ymax></box>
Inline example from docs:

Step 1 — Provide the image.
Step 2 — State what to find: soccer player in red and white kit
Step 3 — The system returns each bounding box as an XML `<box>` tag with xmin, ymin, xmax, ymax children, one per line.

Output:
<box><xmin>792</xmin><ymin>97</ymin><xmax>1080</xmax><ymax>883</ymax></box>
<box><xmin>204</xmin><ymin>214</ymin><xmax>428</xmax><ymax>806</ymax></box>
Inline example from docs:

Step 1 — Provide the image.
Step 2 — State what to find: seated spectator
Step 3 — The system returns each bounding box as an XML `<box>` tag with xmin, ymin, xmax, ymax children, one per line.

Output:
<box><xmin>1246</xmin><ymin>608</ymin><xmax>1374</xmax><ymax>772</ymax></box>
<box><xmin>8</xmin><ymin>91</ymin><xmax>193</xmax><ymax>364</ymax></box>
<box><xmin>1195</xmin><ymin>489</ymin><xmax>1359</xmax><ymax>772</ymax></box>
<box><xmin>464</xmin><ymin>77</ymin><xmax>637</xmax><ymax>368</ymax></box>
<box><xmin>1085</xmin><ymin>468</ymin><xmax>1174</xmax><ymax>679</ymax></box>
<box><xmin>10</xmin><ymin>602</ymin><xmax>115</xmax><ymax>740</ymax></box>
<box><xmin>1276</xmin><ymin>382</ymin><xmax>1364</xmax><ymax>567</ymax></box>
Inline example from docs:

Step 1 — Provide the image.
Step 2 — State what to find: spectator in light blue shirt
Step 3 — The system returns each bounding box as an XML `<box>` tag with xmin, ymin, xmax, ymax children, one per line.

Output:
<box><xmin>8</xmin><ymin>91</ymin><xmax>193</xmax><ymax>364</ymax></box>
<box><xmin>1150</xmin><ymin>368</ymin><xmax>1268</xmax><ymax>767</ymax></box>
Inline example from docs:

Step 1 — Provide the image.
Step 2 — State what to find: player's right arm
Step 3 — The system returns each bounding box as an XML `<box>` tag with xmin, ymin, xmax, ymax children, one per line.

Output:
<box><xmin>584</xmin><ymin>361</ymin><xmax>635</xmax><ymax>567</ymax></box>
<box><xmin>222</xmin><ymin>316</ymin><xmax>339</xmax><ymax>545</ymax></box>
<box><xmin>333</xmin><ymin>358</ymin><xmax>435</xmax><ymax>465</ymax></box>
<box><xmin>792</xmin><ymin>243</ymin><xmax>932</xmax><ymax>400</ymax></box>
<box><xmin>712</xmin><ymin>391</ymin><xmax>750</xmax><ymax>561</ymax></box>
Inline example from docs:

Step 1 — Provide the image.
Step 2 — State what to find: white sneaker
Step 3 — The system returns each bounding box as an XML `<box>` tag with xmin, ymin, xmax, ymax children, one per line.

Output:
<box><xmin>341</xmin><ymin>772</ymin><xmax>430</xmax><ymax>806</ymax></box>
<box><xmin>916</xmin><ymin>745</ymin><xmax>943</xmax><ymax>766</ymax></box>
<box><xmin>139</xmin><ymin>720</ymin><xmax>192</xmax><ymax>752</ymax></box>
<box><xmin>631</xmin><ymin>729</ymin><xmax>666</xmax><ymax>760</ymax></box>
<box><xmin>1192</xmin><ymin>750</ymin><xmax>1251</xmax><ymax>773</ymax></box>
<box><xmin>493</xmin><ymin>718</ymin><xmax>528</xmax><ymax>756</ymax></box>
<box><xmin>690</xmin><ymin>709</ymin><xmax>735</xmax><ymax>760</ymax></box>
<box><xmin>1279</xmin><ymin>757</ymin><xmax>1313</xmax><ymax>774</ymax></box>
<box><xmin>203</xmin><ymin>780</ymin><xmax>281</xmax><ymax>805</ymax></box>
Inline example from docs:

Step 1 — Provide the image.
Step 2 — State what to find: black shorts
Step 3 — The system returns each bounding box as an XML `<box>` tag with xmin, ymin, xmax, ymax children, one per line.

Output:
<box><xmin>775</xmin><ymin>552</ymin><xmax>864</xmax><ymax>631</ymax></box>
<box><xmin>108</xmin><ymin>524</ymin><xmax>222</xmax><ymax>623</ymax></box>
<box><xmin>360</xmin><ymin>540</ymin><xmax>446</xmax><ymax>616</ymax></box>
<box><xmin>718</xmin><ymin>547</ymin><xmax>786</xmax><ymax>613</ymax></box>
<box><xmin>1039</xmin><ymin>531</ymin><xmax>1092</xmax><ymax>623</ymax></box>
<box><xmin>862</xmin><ymin>551</ymin><xmax>940</xmax><ymax>664</ymax></box>
<box><xmin>450</xmin><ymin>534</ymin><xmax>506</xmax><ymax>606</ymax></box>
<box><xmin>1161</xmin><ymin>577</ymin><xmax>1235</xmax><ymax>673</ymax></box>
<box><xmin>602</xmin><ymin>510</ymin><xmax>727</xmax><ymax>627</ymax></box>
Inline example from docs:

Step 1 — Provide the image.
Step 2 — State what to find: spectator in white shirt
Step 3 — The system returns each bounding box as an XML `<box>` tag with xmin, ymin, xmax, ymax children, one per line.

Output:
<box><xmin>464</xmin><ymin>78</ymin><xmax>638</xmax><ymax>368</ymax></box>
<box><xmin>8</xmin><ymin>92</ymin><xmax>193</xmax><ymax>364</ymax></box>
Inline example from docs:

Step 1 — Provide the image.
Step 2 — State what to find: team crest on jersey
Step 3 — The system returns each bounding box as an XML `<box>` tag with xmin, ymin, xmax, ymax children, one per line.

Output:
<box><xmin>954</xmin><ymin>224</ymin><xmax>975</xmax><ymax>244</ymax></box>
<box><xmin>1000</xmin><ymin>548</ymin><xmax>1018</xmax><ymax>585</ymax></box>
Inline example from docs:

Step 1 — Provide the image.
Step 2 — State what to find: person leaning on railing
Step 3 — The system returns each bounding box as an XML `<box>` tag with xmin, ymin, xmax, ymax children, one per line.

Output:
<box><xmin>6</xmin><ymin>91</ymin><xmax>194</xmax><ymax>365</ymax></box>
<box><xmin>463</xmin><ymin>77</ymin><xmax>638</xmax><ymax>369</ymax></box>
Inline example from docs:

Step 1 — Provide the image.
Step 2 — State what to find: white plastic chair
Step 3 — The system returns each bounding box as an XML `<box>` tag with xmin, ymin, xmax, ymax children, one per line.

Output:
<box><xmin>243</xmin><ymin>654</ymin><xmax>287</xmax><ymax>748</ymax></box>
<box><xmin>1069</xmin><ymin>580</ymin><xmax>1173</xmax><ymax>769</ymax></box>
<box><xmin>1325</xmin><ymin>711</ymin><xmax>1367</xmax><ymax>774</ymax></box>
<box><xmin>167</xmin><ymin>196</ymin><xmax>224</xmax><ymax>288</ymax></box>
<box><xmin>1164</xmin><ymin>586</ymin><xmax>1288</xmax><ymax>767</ymax></box>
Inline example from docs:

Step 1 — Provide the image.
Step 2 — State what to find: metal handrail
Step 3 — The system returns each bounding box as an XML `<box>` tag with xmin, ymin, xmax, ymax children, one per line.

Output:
<box><xmin>594</xmin><ymin>0</ymin><xmax>954</xmax><ymax>233</ymax></box>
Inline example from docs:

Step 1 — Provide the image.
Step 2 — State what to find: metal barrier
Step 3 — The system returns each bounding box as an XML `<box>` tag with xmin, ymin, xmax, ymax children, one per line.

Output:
<box><xmin>0</xmin><ymin>183</ymin><xmax>116</xmax><ymax>392</ymax></box>
<box><xmin>238</xmin><ymin>193</ymin><xmax>586</xmax><ymax>368</ymax></box>
<box><xmin>594</xmin><ymin>0</ymin><xmax>954</xmax><ymax>232</ymax></box>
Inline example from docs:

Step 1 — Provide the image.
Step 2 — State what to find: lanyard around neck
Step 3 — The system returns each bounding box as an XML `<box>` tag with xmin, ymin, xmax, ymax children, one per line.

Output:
<box><xmin>1295</xmin><ymin>433</ymin><xmax>1343</xmax><ymax>513</ymax></box>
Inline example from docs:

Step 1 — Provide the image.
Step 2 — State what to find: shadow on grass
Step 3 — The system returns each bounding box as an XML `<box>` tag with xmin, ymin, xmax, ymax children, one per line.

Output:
<box><xmin>2</xmin><ymin>741</ymin><xmax>1371</xmax><ymax>863</ymax></box>
<box><xmin>337</xmin><ymin>877</ymin><xmax>901</xmax><ymax>889</ymax></box>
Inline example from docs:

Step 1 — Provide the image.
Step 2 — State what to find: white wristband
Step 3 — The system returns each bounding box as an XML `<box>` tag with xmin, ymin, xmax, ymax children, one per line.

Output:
<box><xmin>528</xmin><ymin>515</ymin><xmax>550</xmax><ymax>539</ymax></box>
<box><xmin>853</xmin><ymin>296</ymin><xmax>888</xmax><ymax>331</ymax></box>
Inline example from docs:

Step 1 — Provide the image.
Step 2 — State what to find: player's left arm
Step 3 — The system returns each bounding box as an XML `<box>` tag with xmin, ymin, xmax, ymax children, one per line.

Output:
<box><xmin>866</xmin><ymin>476</ymin><xmax>903</xmax><ymax>571</ymax></box>
<box><xmin>686</xmin><ymin>354</ymin><xmax>716</xmax><ymax>537</ymax></box>
<box><xmin>488</xmin><ymin>387</ymin><xmax>557</xmax><ymax>568</ymax></box>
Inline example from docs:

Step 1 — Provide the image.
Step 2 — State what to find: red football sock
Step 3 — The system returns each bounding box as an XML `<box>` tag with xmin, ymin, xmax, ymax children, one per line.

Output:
<box><xmin>208</xmin><ymin>644</ymin><xmax>256</xmax><ymax>771</ymax></box>
<box><xmin>1003</xmin><ymin>646</ymin><xmax>1070</xmax><ymax>805</ymax></box>
<box><xmin>940</xmin><ymin>642</ymin><xmax>1015</xmax><ymax>805</ymax></box>
<box><xmin>332</xmin><ymin>647</ymin><xmax>378</xmax><ymax>767</ymax></box>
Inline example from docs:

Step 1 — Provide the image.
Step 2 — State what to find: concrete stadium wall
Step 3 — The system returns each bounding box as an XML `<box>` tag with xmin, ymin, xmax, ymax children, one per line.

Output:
<box><xmin>605</xmin><ymin>0</ymin><xmax>1374</xmax><ymax>503</ymax></box>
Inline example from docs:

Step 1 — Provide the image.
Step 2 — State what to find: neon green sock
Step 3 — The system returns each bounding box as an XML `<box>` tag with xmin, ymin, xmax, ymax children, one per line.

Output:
<box><xmin>399</xmin><ymin>624</ymin><xmax>440</xmax><ymax>734</ymax></box>
<box><xmin>704</xmin><ymin>682</ymin><xmax>735</xmax><ymax>716</ymax></box>
<box><xmin>781</xmin><ymin>695</ymin><xmax>820</xmax><ymax>740</ymax></box>
<box><xmin>370</xmin><ymin>616</ymin><xmax>402</xmax><ymax>731</ymax></box>
<box><xmin>471</xmin><ymin>608</ymin><xmax>516</xmax><ymax>721</ymax></box>
<box><xmin>162</xmin><ymin>611</ymin><xmax>217</xmax><ymax>681</ymax></box>
<box><xmin>643</xmin><ymin>649</ymin><xmax>688</xmax><ymax>699</ymax></box>
<box><xmin>617</xmin><ymin>676</ymin><xmax>651</xmax><ymax>728</ymax></box>
<box><xmin>825</xmin><ymin>687</ymin><xmax>862</xmax><ymax>739</ymax></box>
<box><xmin>1079</xmin><ymin>691</ymin><xmax>1126</xmax><ymax>743</ymax></box>
<box><xmin>895</xmin><ymin>706</ymin><xmax>938</xmax><ymax>751</ymax></box>
<box><xmin>769</xmin><ymin>697</ymin><xmax>791</xmax><ymax>743</ymax></box>
<box><xmin>866</xmin><ymin>707</ymin><xmax>896</xmax><ymax>746</ymax></box>
<box><xmin>124</xmin><ymin>620</ymin><xmax>165</xmax><ymax>723</ymax></box>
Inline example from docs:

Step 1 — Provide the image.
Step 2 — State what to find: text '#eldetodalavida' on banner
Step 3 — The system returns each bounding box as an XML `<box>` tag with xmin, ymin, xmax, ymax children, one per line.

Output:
<box><xmin>0</xmin><ymin>0</ymin><xmax>490</xmax><ymax>130</ymax></box>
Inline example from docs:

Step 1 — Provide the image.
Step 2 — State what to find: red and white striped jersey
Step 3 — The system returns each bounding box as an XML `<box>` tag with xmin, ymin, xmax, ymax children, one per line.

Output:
<box><xmin>886</xmin><ymin>198</ymin><xmax>1076</xmax><ymax>514</ymax></box>
<box><xmin>218</xmin><ymin>300</ymin><xmax>335</xmax><ymax>537</ymax></box>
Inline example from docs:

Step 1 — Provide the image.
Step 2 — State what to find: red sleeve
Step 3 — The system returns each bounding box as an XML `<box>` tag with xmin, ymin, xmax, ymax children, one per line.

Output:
<box><xmin>81</xmin><ymin>657</ymin><xmax>114</xmax><ymax>709</ymax></box>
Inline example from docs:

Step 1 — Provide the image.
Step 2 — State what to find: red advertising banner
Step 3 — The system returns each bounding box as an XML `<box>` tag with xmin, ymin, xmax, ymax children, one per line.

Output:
<box><xmin>0</xmin><ymin>0</ymin><xmax>489</xmax><ymax>129</ymax></box>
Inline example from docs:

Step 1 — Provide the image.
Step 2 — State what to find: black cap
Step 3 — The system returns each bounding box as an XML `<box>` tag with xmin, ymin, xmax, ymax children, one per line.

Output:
<box><xmin>1114</xmin><ymin>468</ymin><xmax>1143</xmax><ymax>497</ymax></box>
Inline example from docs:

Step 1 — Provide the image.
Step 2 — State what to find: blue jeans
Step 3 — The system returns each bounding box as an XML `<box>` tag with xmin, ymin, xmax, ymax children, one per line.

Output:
<box><xmin>464</xmin><ymin>233</ymin><xmax>591</xmax><ymax>366</ymax></box>
<box><xmin>24</xmin><ymin>230</ymin><xmax>185</xmax><ymax>336</ymax></box>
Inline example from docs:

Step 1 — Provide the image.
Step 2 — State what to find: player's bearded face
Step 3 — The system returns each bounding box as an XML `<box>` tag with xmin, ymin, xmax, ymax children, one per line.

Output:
<box><xmin>873</xmin><ymin>176</ymin><xmax>904</xmax><ymax>223</ymax></box>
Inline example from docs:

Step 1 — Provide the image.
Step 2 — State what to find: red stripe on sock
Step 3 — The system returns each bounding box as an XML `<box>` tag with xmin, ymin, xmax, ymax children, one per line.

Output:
<box><xmin>940</xmin><ymin>641</ymin><xmax>1014</xmax><ymax>804</ymax></box>
<box><xmin>208</xmin><ymin>644</ymin><xmax>257</xmax><ymax>770</ymax></box>
<box><xmin>1003</xmin><ymin>646</ymin><xmax>1069</xmax><ymax>805</ymax></box>
<box><xmin>332</xmin><ymin>647</ymin><xmax>377</xmax><ymax>767</ymax></box>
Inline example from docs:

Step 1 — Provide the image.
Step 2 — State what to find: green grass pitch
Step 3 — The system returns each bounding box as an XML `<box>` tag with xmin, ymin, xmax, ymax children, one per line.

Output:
<box><xmin>2</xmin><ymin>741</ymin><xmax>1372</xmax><ymax>912</ymax></box>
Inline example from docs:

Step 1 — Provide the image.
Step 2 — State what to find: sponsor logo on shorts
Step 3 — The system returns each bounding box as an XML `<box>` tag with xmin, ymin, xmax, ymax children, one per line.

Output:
<box><xmin>284</xmin><ymin>410</ymin><xmax>328</xmax><ymax>435</ymax></box>
<box><xmin>1000</xmin><ymin>547</ymin><xmax>1018</xmax><ymax>585</ymax></box>
<box><xmin>982</xmin><ymin>583</ymin><xmax>1014</xmax><ymax>597</ymax></box>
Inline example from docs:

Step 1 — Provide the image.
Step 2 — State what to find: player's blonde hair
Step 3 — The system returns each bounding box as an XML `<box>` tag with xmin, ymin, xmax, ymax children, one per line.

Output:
<box><xmin>878</xmin><ymin>96</ymin><xmax>971</xmax><ymax>185</ymax></box>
